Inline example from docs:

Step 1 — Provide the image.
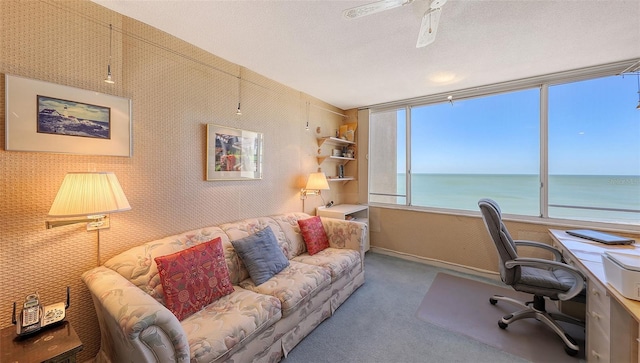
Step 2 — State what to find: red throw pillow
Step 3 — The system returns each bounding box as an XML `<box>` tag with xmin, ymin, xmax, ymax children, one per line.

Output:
<box><xmin>154</xmin><ymin>237</ymin><xmax>234</xmax><ymax>320</ymax></box>
<box><xmin>298</xmin><ymin>216</ymin><xmax>330</xmax><ymax>255</ymax></box>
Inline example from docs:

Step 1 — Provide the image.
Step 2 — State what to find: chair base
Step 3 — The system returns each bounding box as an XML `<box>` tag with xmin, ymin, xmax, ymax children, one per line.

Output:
<box><xmin>489</xmin><ymin>294</ymin><xmax>585</xmax><ymax>356</ymax></box>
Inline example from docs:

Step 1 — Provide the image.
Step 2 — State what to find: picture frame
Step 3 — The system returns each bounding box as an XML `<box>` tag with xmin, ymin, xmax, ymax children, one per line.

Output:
<box><xmin>5</xmin><ymin>75</ymin><xmax>132</xmax><ymax>156</ymax></box>
<box><xmin>206</xmin><ymin>124</ymin><xmax>263</xmax><ymax>181</ymax></box>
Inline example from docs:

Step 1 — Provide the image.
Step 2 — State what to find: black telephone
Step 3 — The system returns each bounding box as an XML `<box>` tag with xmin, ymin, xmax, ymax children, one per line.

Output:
<box><xmin>12</xmin><ymin>287</ymin><xmax>69</xmax><ymax>336</ymax></box>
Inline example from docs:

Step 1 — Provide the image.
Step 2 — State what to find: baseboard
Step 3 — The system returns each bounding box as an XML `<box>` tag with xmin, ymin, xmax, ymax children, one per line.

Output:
<box><xmin>369</xmin><ymin>246</ymin><xmax>501</xmax><ymax>281</ymax></box>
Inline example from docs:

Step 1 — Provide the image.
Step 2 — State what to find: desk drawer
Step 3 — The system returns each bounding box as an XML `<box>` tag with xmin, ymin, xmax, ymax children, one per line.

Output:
<box><xmin>588</xmin><ymin>318</ymin><xmax>610</xmax><ymax>363</ymax></box>
<box><xmin>587</xmin><ymin>277</ymin><xmax>611</xmax><ymax>363</ymax></box>
<box><xmin>588</xmin><ymin>279</ymin><xmax>610</xmax><ymax>317</ymax></box>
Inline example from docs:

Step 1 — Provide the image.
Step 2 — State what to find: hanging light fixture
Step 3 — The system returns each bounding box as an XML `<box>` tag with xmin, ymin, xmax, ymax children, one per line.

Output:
<box><xmin>636</xmin><ymin>73</ymin><xmax>640</xmax><ymax>110</ymax></box>
<box><xmin>305</xmin><ymin>101</ymin><xmax>310</xmax><ymax>130</ymax></box>
<box><xmin>236</xmin><ymin>67</ymin><xmax>242</xmax><ymax>115</ymax></box>
<box><xmin>104</xmin><ymin>24</ymin><xmax>115</xmax><ymax>84</ymax></box>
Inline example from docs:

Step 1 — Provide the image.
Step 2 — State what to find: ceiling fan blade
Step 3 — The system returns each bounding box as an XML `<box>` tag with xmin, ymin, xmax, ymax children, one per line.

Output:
<box><xmin>416</xmin><ymin>7</ymin><xmax>442</xmax><ymax>48</ymax></box>
<box><xmin>343</xmin><ymin>0</ymin><xmax>413</xmax><ymax>20</ymax></box>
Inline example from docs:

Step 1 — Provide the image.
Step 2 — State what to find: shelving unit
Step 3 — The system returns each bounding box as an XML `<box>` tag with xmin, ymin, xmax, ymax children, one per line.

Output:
<box><xmin>317</xmin><ymin>136</ymin><xmax>355</xmax><ymax>147</ymax></box>
<box><xmin>316</xmin><ymin>136</ymin><xmax>357</xmax><ymax>182</ymax></box>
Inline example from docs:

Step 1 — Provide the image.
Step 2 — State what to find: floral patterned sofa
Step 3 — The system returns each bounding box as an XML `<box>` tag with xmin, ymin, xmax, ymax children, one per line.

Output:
<box><xmin>82</xmin><ymin>212</ymin><xmax>366</xmax><ymax>363</ymax></box>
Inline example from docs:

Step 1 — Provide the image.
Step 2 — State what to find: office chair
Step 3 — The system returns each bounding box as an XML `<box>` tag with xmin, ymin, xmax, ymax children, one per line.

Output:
<box><xmin>478</xmin><ymin>198</ymin><xmax>586</xmax><ymax>356</ymax></box>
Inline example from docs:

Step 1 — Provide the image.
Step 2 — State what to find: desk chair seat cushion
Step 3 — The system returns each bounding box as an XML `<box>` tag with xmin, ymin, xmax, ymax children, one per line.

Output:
<box><xmin>512</xmin><ymin>266</ymin><xmax>575</xmax><ymax>300</ymax></box>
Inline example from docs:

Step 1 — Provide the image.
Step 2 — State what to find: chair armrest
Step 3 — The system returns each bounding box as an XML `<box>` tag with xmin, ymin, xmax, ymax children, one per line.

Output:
<box><xmin>514</xmin><ymin>240</ymin><xmax>563</xmax><ymax>261</ymax></box>
<box><xmin>82</xmin><ymin>266</ymin><xmax>190</xmax><ymax>363</ymax></box>
<box><xmin>505</xmin><ymin>257</ymin><xmax>586</xmax><ymax>300</ymax></box>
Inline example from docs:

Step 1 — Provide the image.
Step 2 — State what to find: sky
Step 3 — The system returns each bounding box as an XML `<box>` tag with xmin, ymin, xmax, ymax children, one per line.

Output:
<box><xmin>396</xmin><ymin>74</ymin><xmax>640</xmax><ymax>176</ymax></box>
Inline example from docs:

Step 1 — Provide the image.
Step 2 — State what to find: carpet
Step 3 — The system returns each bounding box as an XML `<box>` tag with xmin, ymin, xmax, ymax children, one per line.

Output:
<box><xmin>416</xmin><ymin>273</ymin><xmax>585</xmax><ymax>363</ymax></box>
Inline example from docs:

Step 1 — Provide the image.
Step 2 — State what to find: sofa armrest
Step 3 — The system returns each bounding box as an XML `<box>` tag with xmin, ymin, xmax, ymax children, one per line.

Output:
<box><xmin>82</xmin><ymin>266</ymin><xmax>190</xmax><ymax>363</ymax></box>
<box><xmin>320</xmin><ymin>217</ymin><xmax>367</xmax><ymax>265</ymax></box>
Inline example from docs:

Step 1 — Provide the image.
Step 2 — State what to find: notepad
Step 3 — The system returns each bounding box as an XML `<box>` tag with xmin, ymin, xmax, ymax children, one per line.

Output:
<box><xmin>566</xmin><ymin>229</ymin><xmax>635</xmax><ymax>245</ymax></box>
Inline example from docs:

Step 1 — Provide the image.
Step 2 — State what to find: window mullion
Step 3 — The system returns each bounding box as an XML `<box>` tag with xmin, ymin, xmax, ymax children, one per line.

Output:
<box><xmin>540</xmin><ymin>84</ymin><xmax>549</xmax><ymax>218</ymax></box>
<box><xmin>406</xmin><ymin>106</ymin><xmax>412</xmax><ymax>206</ymax></box>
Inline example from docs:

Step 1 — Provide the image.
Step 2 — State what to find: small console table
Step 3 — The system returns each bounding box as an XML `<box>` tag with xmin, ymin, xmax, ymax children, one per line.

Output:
<box><xmin>0</xmin><ymin>321</ymin><xmax>83</xmax><ymax>363</ymax></box>
<box><xmin>317</xmin><ymin>204</ymin><xmax>369</xmax><ymax>251</ymax></box>
<box><xmin>549</xmin><ymin>229</ymin><xmax>640</xmax><ymax>362</ymax></box>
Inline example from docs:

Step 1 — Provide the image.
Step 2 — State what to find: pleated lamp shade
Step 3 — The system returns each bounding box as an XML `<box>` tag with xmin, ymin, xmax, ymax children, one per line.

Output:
<box><xmin>48</xmin><ymin>172</ymin><xmax>131</xmax><ymax>217</ymax></box>
<box><xmin>305</xmin><ymin>172</ymin><xmax>330</xmax><ymax>191</ymax></box>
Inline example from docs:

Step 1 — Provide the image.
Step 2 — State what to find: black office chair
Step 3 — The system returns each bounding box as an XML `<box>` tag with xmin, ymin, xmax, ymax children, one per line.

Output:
<box><xmin>478</xmin><ymin>198</ymin><xmax>585</xmax><ymax>356</ymax></box>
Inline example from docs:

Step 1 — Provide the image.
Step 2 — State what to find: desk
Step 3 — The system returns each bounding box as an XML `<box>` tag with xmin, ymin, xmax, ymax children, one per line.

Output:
<box><xmin>549</xmin><ymin>229</ymin><xmax>640</xmax><ymax>363</ymax></box>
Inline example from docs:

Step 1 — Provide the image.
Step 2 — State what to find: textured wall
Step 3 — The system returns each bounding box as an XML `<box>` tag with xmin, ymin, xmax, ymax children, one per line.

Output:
<box><xmin>369</xmin><ymin>206</ymin><xmax>640</xmax><ymax>273</ymax></box>
<box><xmin>0</xmin><ymin>1</ymin><xmax>349</xmax><ymax>360</ymax></box>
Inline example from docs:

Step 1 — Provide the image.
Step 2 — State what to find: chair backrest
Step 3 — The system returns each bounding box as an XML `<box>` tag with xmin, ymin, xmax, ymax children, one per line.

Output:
<box><xmin>478</xmin><ymin>198</ymin><xmax>520</xmax><ymax>285</ymax></box>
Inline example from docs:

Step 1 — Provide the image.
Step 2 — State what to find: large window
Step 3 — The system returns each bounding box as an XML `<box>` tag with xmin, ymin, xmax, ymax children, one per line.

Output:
<box><xmin>369</xmin><ymin>71</ymin><xmax>640</xmax><ymax>226</ymax></box>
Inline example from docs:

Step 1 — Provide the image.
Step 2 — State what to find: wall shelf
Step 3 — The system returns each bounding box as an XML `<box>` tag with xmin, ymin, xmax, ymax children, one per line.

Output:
<box><xmin>316</xmin><ymin>155</ymin><xmax>356</xmax><ymax>164</ymax></box>
<box><xmin>317</xmin><ymin>136</ymin><xmax>356</xmax><ymax>147</ymax></box>
<box><xmin>326</xmin><ymin>176</ymin><xmax>355</xmax><ymax>183</ymax></box>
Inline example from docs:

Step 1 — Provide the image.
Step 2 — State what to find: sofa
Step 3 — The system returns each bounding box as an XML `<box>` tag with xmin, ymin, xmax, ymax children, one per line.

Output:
<box><xmin>81</xmin><ymin>212</ymin><xmax>367</xmax><ymax>363</ymax></box>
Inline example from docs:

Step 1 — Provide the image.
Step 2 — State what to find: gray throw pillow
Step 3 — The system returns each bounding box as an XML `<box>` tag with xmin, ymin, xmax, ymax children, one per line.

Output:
<box><xmin>231</xmin><ymin>226</ymin><xmax>290</xmax><ymax>285</ymax></box>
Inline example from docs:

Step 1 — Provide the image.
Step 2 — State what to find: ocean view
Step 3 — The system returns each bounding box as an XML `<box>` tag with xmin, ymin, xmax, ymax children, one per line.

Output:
<box><xmin>394</xmin><ymin>174</ymin><xmax>640</xmax><ymax>224</ymax></box>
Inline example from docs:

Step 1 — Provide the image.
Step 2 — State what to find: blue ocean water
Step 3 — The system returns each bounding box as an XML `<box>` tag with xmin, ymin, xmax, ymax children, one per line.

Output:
<box><xmin>395</xmin><ymin>174</ymin><xmax>640</xmax><ymax>224</ymax></box>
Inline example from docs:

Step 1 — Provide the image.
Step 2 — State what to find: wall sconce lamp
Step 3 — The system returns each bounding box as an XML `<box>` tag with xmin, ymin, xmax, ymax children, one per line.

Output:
<box><xmin>46</xmin><ymin>172</ymin><xmax>131</xmax><ymax>231</ymax></box>
<box><xmin>301</xmin><ymin>172</ymin><xmax>330</xmax><ymax>200</ymax></box>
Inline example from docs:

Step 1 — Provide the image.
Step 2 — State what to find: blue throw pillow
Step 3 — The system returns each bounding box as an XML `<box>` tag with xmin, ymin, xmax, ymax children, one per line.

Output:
<box><xmin>231</xmin><ymin>226</ymin><xmax>290</xmax><ymax>285</ymax></box>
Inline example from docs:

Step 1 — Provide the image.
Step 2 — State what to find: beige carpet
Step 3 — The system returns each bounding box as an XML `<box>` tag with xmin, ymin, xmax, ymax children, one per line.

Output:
<box><xmin>416</xmin><ymin>273</ymin><xmax>585</xmax><ymax>363</ymax></box>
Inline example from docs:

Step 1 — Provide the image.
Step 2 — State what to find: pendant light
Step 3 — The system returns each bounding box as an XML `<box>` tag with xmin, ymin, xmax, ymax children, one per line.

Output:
<box><xmin>104</xmin><ymin>24</ymin><xmax>115</xmax><ymax>84</ymax></box>
<box><xmin>636</xmin><ymin>73</ymin><xmax>640</xmax><ymax>109</ymax></box>
<box><xmin>305</xmin><ymin>101</ymin><xmax>310</xmax><ymax>130</ymax></box>
<box><xmin>236</xmin><ymin>67</ymin><xmax>242</xmax><ymax>115</ymax></box>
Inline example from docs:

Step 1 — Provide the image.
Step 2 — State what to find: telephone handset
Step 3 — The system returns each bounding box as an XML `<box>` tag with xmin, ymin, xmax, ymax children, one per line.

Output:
<box><xmin>12</xmin><ymin>287</ymin><xmax>69</xmax><ymax>336</ymax></box>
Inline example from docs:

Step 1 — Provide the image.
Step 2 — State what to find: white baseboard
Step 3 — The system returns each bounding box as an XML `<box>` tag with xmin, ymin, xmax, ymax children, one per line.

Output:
<box><xmin>369</xmin><ymin>246</ymin><xmax>501</xmax><ymax>282</ymax></box>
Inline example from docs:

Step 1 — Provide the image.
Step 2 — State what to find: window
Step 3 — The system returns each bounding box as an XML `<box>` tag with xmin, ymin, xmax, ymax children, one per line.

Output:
<box><xmin>368</xmin><ymin>69</ymin><xmax>640</xmax><ymax>226</ymax></box>
<box><xmin>548</xmin><ymin>76</ymin><xmax>640</xmax><ymax>224</ymax></box>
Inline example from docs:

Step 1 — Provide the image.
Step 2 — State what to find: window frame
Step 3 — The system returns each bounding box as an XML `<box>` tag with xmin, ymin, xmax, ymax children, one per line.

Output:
<box><xmin>365</xmin><ymin>59</ymin><xmax>640</xmax><ymax>232</ymax></box>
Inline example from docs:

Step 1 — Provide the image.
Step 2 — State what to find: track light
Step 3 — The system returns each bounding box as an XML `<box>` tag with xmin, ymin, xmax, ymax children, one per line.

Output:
<box><xmin>305</xmin><ymin>101</ymin><xmax>310</xmax><ymax>130</ymax></box>
<box><xmin>636</xmin><ymin>73</ymin><xmax>640</xmax><ymax>110</ymax></box>
<box><xmin>236</xmin><ymin>67</ymin><xmax>242</xmax><ymax>116</ymax></box>
<box><xmin>104</xmin><ymin>24</ymin><xmax>114</xmax><ymax>84</ymax></box>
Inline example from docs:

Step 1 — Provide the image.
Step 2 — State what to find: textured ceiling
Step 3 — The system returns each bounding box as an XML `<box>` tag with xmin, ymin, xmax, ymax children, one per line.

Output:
<box><xmin>92</xmin><ymin>0</ymin><xmax>640</xmax><ymax>110</ymax></box>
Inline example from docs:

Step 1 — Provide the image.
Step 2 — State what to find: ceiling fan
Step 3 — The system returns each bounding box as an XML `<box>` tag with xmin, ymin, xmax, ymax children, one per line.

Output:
<box><xmin>342</xmin><ymin>0</ymin><xmax>448</xmax><ymax>48</ymax></box>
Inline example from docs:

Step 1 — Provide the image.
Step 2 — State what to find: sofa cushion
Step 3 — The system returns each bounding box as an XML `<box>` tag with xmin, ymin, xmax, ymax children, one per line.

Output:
<box><xmin>220</xmin><ymin>217</ymin><xmax>292</xmax><ymax>260</ymax></box>
<box><xmin>103</xmin><ymin>227</ymin><xmax>234</xmax><ymax>305</ymax></box>
<box><xmin>231</xmin><ymin>226</ymin><xmax>290</xmax><ymax>285</ymax></box>
<box><xmin>298</xmin><ymin>216</ymin><xmax>329</xmax><ymax>255</ymax></box>
<box><xmin>155</xmin><ymin>237</ymin><xmax>234</xmax><ymax>320</ymax></box>
<box><xmin>292</xmin><ymin>248</ymin><xmax>361</xmax><ymax>282</ymax></box>
<box><xmin>271</xmin><ymin>213</ymin><xmax>313</xmax><ymax>259</ymax></box>
<box><xmin>183</xmin><ymin>286</ymin><xmax>282</xmax><ymax>363</ymax></box>
<box><xmin>238</xmin><ymin>260</ymin><xmax>331</xmax><ymax>317</ymax></box>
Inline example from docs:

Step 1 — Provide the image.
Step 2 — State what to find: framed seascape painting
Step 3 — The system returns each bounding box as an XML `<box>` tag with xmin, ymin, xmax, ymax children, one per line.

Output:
<box><xmin>5</xmin><ymin>75</ymin><xmax>132</xmax><ymax>156</ymax></box>
<box><xmin>206</xmin><ymin>124</ymin><xmax>263</xmax><ymax>181</ymax></box>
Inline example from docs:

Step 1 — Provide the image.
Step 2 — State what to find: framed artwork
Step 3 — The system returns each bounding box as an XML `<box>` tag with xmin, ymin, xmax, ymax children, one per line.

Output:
<box><xmin>206</xmin><ymin>124</ymin><xmax>263</xmax><ymax>181</ymax></box>
<box><xmin>5</xmin><ymin>74</ymin><xmax>132</xmax><ymax>156</ymax></box>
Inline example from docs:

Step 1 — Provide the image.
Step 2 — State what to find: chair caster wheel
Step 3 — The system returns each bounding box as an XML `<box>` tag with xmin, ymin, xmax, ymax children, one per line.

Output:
<box><xmin>564</xmin><ymin>345</ymin><xmax>578</xmax><ymax>356</ymax></box>
<box><xmin>489</xmin><ymin>298</ymin><xmax>497</xmax><ymax>305</ymax></box>
<box><xmin>498</xmin><ymin>321</ymin><xmax>508</xmax><ymax>329</ymax></box>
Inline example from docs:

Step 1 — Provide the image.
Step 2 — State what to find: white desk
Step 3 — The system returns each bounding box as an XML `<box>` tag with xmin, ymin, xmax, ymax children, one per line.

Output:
<box><xmin>549</xmin><ymin>229</ymin><xmax>640</xmax><ymax>362</ymax></box>
<box><xmin>317</xmin><ymin>204</ymin><xmax>369</xmax><ymax>251</ymax></box>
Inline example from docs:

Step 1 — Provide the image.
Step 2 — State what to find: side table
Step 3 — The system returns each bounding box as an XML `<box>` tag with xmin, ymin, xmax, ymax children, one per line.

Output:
<box><xmin>0</xmin><ymin>321</ymin><xmax>83</xmax><ymax>363</ymax></box>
